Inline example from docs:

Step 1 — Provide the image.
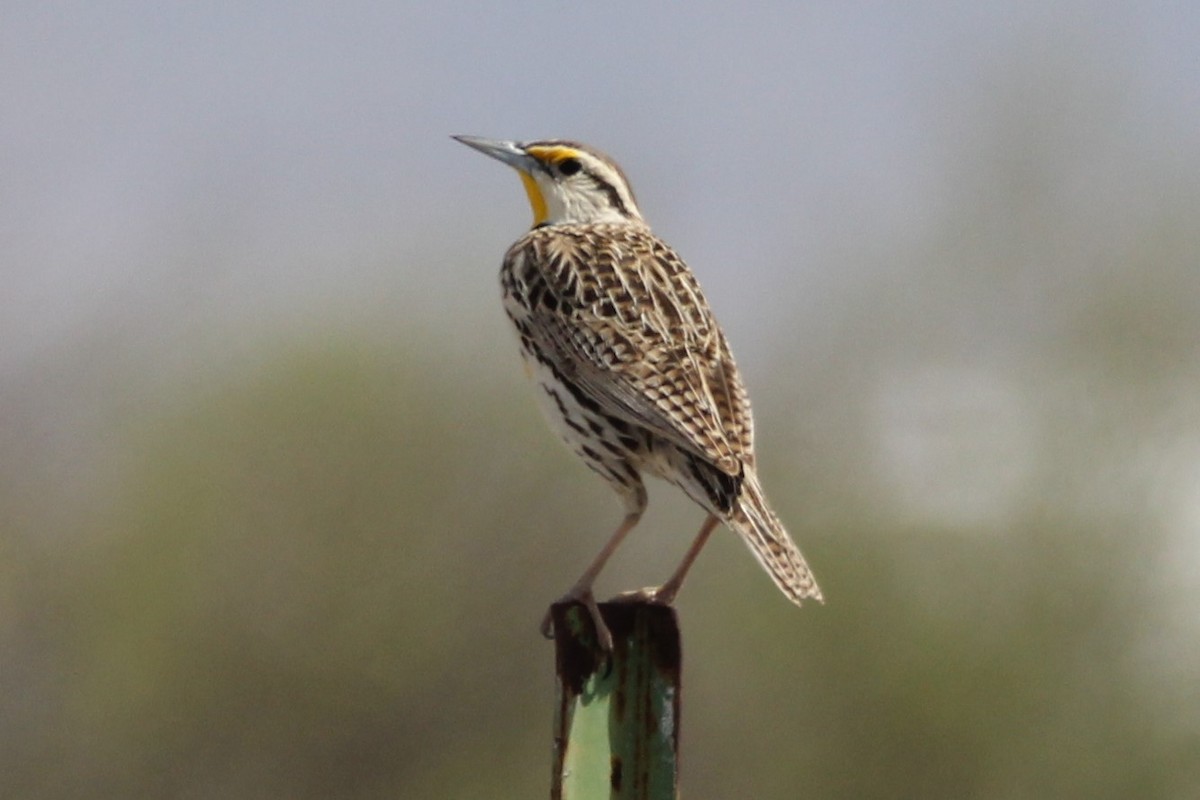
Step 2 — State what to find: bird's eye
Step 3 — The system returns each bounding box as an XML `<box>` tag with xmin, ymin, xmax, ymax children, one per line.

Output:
<box><xmin>557</xmin><ymin>158</ymin><xmax>582</xmax><ymax>176</ymax></box>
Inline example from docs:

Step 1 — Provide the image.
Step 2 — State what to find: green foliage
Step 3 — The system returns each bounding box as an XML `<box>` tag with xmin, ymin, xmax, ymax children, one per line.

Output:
<box><xmin>4</xmin><ymin>325</ymin><xmax>1196</xmax><ymax>798</ymax></box>
<box><xmin>5</xmin><ymin>340</ymin><xmax>581</xmax><ymax>798</ymax></box>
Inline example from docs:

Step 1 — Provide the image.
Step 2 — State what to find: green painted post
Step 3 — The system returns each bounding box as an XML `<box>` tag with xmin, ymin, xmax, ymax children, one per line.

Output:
<box><xmin>550</xmin><ymin>602</ymin><xmax>682</xmax><ymax>800</ymax></box>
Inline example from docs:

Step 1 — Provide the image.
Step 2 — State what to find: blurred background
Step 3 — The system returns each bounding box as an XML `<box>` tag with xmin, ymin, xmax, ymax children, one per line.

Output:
<box><xmin>4</xmin><ymin>2</ymin><xmax>1200</xmax><ymax>797</ymax></box>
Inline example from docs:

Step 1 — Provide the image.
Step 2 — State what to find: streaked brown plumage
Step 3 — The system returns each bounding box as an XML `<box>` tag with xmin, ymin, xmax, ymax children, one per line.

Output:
<box><xmin>454</xmin><ymin>135</ymin><xmax>821</xmax><ymax>647</ymax></box>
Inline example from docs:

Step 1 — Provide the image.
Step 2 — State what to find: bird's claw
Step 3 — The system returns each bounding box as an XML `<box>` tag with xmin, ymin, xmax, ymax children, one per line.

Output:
<box><xmin>541</xmin><ymin>587</ymin><xmax>614</xmax><ymax>653</ymax></box>
<box><xmin>607</xmin><ymin>585</ymin><xmax>678</xmax><ymax>606</ymax></box>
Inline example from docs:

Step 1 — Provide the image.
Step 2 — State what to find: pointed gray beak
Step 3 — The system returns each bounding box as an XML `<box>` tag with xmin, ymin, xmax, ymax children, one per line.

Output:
<box><xmin>452</xmin><ymin>135</ymin><xmax>539</xmax><ymax>173</ymax></box>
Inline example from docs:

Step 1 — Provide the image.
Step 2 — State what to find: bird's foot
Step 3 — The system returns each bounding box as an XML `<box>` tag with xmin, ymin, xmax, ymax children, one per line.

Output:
<box><xmin>540</xmin><ymin>585</ymin><xmax>614</xmax><ymax>652</ymax></box>
<box><xmin>607</xmin><ymin>584</ymin><xmax>679</xmax><ymax>606</ymax></box>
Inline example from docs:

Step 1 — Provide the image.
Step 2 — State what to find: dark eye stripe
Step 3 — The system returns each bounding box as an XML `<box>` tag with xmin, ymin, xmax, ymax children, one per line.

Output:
<box><xmin>583</xmin><ymin>168</ymin><xmax>630</xmax><ymax>217</ymax></box>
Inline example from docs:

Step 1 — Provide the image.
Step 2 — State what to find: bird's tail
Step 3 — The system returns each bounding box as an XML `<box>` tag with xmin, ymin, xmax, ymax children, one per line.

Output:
<box><xmin>727</xmin><ymin>469</ymin><xmax>823</xmax><ymax>605</ymax></box>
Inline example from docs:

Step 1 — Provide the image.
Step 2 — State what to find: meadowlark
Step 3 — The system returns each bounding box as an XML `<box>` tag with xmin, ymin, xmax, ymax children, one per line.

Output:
<box><xmin>454</xmin><ymin>135</ymin><xmax>822</xmax><ymax>648</ymax></box>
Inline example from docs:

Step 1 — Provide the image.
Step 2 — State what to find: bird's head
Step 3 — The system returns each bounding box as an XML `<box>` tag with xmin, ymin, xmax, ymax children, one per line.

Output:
<box><xmin>453</xmin><ymin>136</ymin><xmax>644</xmax><ymax>228</ymax></box>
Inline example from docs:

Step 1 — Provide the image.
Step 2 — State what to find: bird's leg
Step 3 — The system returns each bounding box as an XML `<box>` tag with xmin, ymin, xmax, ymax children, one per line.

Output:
<box><xmin>653</xmin><ymin>513</ymin><xmax>721</xmax><ymax>603</ymax></box>
<box><xmin>541</xmin><ymin>508</ymin><xmax>644</xmax><ymax>651</ymax></box>
<box><xmin>611</xmin><ymin>513</ymin><xmax>721</xmax><ymax>605</ymax></box>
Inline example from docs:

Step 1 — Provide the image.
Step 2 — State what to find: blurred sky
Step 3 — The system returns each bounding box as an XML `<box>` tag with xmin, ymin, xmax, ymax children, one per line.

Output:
<box><xmin>5</xmin><ymin>1</ymin><xmax>1197</xmax><ymax>364</ymax></box>
<box><xmin>4</xmin><ymin>1</ymin><xmax>1200</xmax><ymax>544</ymax></box>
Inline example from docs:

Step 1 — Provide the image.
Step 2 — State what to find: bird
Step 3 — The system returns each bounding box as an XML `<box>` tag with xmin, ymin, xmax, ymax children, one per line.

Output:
<box><xmin>453</xmin><ymin>135</ymin><xmax>822</xmax><ymax>649</ymax></box>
